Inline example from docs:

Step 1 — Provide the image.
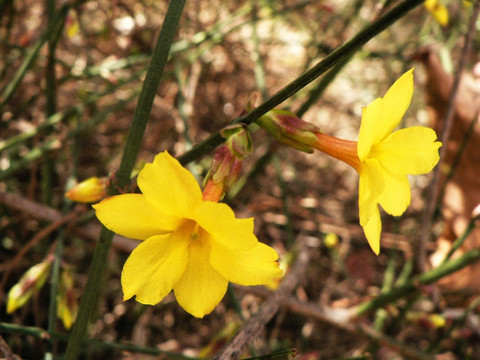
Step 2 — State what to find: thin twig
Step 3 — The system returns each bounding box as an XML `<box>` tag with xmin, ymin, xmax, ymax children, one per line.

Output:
<box><xmin>0</xmin><ymin>192</ymin><xmax>137</xmax><ymax>254</ymax></box>
<box><xmin>178</xmin><ymin>0</ymin><xmax>425</xmax><ymax>165</ymax></box>
<box><xmin>0</xmin><ymin>210</ymin><xmax>77</xmax><ymax>298</ymax></box>
<box><xmin>417</xmin><ymin>0</ymin><xmax>480</xmax><ymax>271</ymax></box>
<box><xmin>64</xmin><ymin>1</ymin><xmax>187</xmax><ymax>358</ymax></box>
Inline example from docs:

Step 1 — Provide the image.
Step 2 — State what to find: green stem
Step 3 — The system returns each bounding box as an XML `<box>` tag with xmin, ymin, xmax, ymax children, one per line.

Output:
<box><xmin>0</xmin><ymin>138</ymin><xmax>60</xmax><ymax>182</ymax></box>
<box><xmin>178</xmin><ymin>0</ymin><xmax>424</xmax><ymax>165</ymax></box>
<box><xmin>442</xmin><ymin>216</ymin><xmax>478</xmax><ymax>263</ymax></box>
<box><xmin>251</xmin><ymin>1</ymin><xmax>267</xmax><ymax>100</ymax></box>
<box><xmin>356</xmin><ymin>248</ymin><xmax>480</xmax><ymax>316</ymax></box>
<box><xmin>296</xmin><ymin>55</ymin><xmax>352</xmax><ymax>118</ymax></box>
<box><xmin>63</xmin><ymin>1</ymin><xmax>186</xmax><ymax>359</ymax></box>
<box><xmin>373</xmin><ymin>253</ymin><xmax>396</xmax><ymax>331</ymax></box>
<box><xmin>0</xmin><ymin>108</ymin><xmax>78</xmax><ymax>153</ymax></box>
<box><xmin>115</xmin><ymin>0</ymin><xmax>186</xmax><ymax>187</ymax></box>
<box><xmin>0</xmin><ymin>1</ymin><xmax>72</xmax><ymax>113</ymax></box>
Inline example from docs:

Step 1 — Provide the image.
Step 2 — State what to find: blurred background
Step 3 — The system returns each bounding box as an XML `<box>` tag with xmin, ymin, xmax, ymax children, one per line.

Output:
<box><xmin>1</xmin><ymin>0</ymin><xmax>480</xmax><ymax>359</ymax></box>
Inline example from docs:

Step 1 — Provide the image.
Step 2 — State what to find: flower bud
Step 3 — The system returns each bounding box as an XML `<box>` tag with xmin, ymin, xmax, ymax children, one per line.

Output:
<box><xmin>424</xmin><ymin>0</ymin><xmax>449</xmax><ymax>26</ymax></box>
<box><xmin>7</xmin><ymin>256</ymin><xmax>54</xmax><ymax>314</ymax></box>
<box><xmin>203</xmin><ymin>146</ymin><xmax>243</xmax><ymax>202</ymax></box>
<box><xmin>57</xmin><ymin>268</ymin><xmax>78</xmax><ymax>329</ymax></box>
<box><xmin>257</xmin><ymin>109</ymin><xmax>319</xmax><ymax>153</ymax></box>
<box><xmin>203</xmin><ymin>125</ymin><xmax>252</xmax><ymax>202</ymax></box>
<box><xmin>220</xmin><ymin>124</ymin><xmax>253</xmax><ymax>158</ymax></box>
<box><xmin>427</xmin><ymin>314</ymin><xmax>446</xmax><ymax>328</ymax></box>
<box><xmin>65</xmin><ymin>177</ymin><xmax>109</xmax><ymax>203</ymax></box>
<box><xmin>324</xmin><ymin>233</ymin><xmax>339</xmax><ymax>249</ymax></box>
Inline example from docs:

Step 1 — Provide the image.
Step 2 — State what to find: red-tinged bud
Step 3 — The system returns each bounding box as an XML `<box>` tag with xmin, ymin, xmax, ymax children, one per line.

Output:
<box><xmin>257</xmin><ymin>109</ymin><xmax>319</xmax><ymax>153</ymax></box>
<box><xmin>203</xmin><ymin>146</ymin><xmax>243</xmax><ymax>202</ymax></box>
<box><xmin>65</xmin><ymin>177</ymin><xmax>109</xmax><ymax>203</ymax></box>
<box><xmin>203</xmin><ymin>125</ymin><xmax>251</xmax><ymax>202</ymax></box>
<box><xmin>57</xmin><ymin>268</ymin><xmax>78</xmax><ymax>329</ymax></box>
<box><xmin>407</xmin><ymin>311</ymin><xmax>447</xmax><ymax>328</ymax></box>
<box><xmin>7</xmin><ymin>256</ymin><xmax>54</xmax><ymax>314</ymax></box>
<box><xmin>220</xmin><ymin>124</ymin><xmax>253</xmax><ymax>158</ymax></box>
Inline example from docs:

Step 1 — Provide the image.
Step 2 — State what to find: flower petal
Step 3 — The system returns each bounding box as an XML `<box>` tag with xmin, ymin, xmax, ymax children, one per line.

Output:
<box><xmin>194</xmin><ymin>201</ymin><xmax>257</xmax><ymax>250</ymax></box>
<box><xmin>358</xmin><ymin>159</ymin><xmax>384</xmax><ymax>255</ymax></box>
<box><xmin>121</xmin><ymin>233</ymin><xmax>189</xmax><ymax>304</ymax></box>
<box><xmin>378</xmin><ymin>169</ymin><xmax>411</xmax><ymax>217</ymax></box>
<box><xmin>137</xmin><ymin>151</ymin><xmax>203</xmax><ymax>218</ymax></box>
<box><xmin>174</xmin><ymin>239</ymin><xmax>228</xmax><ymax>318</ymax></box>
<box><xmin>372</xmin><ymin>127</ymin><xmax>441</xmax><ymax>175</ymax></box>
<box><xmin>362</xmin><ymin>207</ymin><xmax>382</xmax><ymax>255</ymax></box>
<box><xmin>358</xmin><ymin>98</ymin><xmax>383</xmax><ymax>161</ymax></box>
<box><xmin>93</xmin><ymin>194</ymin><xmax>180</xmax><ymax>240</ymax></box>
<box><xmin>358</xmin><ymin>69</ymin><xmax>414</xmax><ymax>161</ymax></box>
<box><xmin>380</xmin><ymin>68</ymin><xmax>414</xmax><ymax>135</ymax></box>
<box><xmin>210</xmin><ymin>241</ymin><xmax>282</xmax><ymax>286</ymax></box>
<box><xmin>358</xmin><ymin>158</ymin><xmax>384</xmax><ymax>226</ymax></box>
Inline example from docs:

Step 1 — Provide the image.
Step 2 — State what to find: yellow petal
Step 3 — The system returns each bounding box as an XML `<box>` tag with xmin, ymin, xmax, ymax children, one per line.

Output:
<box><xmin>137</xmin><ymin>151</ymin><xmax>203</xmax><ymax>218</ymax></box>
<box><xmin>358</xmin><ymin>98</ymin><xmax>383</xmax><ymax>161</ymax></box>
<box><xmin>358</xmin><ymin>69</ymin><xmax>414</xmax><ymax>161</ymax></box>
<box><xmin>210</xmin><ymin>241</ymin><xmax>282</xmax><ymax>286</ymax></box>
<box><xmin>378</xmin><ymin>170</ymin><xmax>411</xmax><ymax>217</ymax></box>
<box><xmin>372</xmin><ymin>127</ymin><xmax>441</xmax><ymax>175</ymax></box>
<box><xmin>194</xmin><ymin>201</ymin><xmax>257</xmax><ymax>250</ymax></box>
<box><xmin>174</xmin><ymin>240</ymin><xmax>228</xmax><ymax>318</ymax></box>
<box><xmin>93</xmin><ymin>194</ymin><xmax>180</xmax><ymax>240</ymax></box>
<box><xmin>121</xmin><ymin>233</ymin><xmax>189</xmax><ymax>304</ymax></box>
<box><xmin>362</xmin><ymin>208</ymin><xmax>381</xmax><ymax>255</ymax></box>
<box><xmin>358</xmin><ymin>159</ymin><xmax>384</xmax><ymax>226</ymax></box>
<box><xmin>358</xmin><ymin>160</ymin><xmax>384</xmax><ymax>255</ymax></box>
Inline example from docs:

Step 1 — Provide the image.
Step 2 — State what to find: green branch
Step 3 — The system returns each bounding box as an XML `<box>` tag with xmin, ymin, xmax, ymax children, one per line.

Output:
<box><xmin>356</xmin><ymin>248</ymin><xmax>480</xmax><ymax>316</ymax></box>
<box><xmin>63</xmin><ymin>1</ymin><xmax>186</xmax><ymax>359</ymax></box>
<box><xmin>178</xmin><ymin>0</ymin><xmax>424</xmax><ymax>165</ymax></box>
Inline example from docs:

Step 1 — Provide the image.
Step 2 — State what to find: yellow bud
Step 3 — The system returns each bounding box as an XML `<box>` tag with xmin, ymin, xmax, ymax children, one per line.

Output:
<box><xmin>424</xmin><ymin>0</ymin><xmax>449</xmax><ymax>26</ymax></box>
<box><xmin>65</xmin><ymin>177</ymin><xmax>109</xmax><ymax>203</ymax></box>
<box><xmin>428</xmin><ymin>314</ymin><xmax>446</xmax><ymax>328</ymax></box>
<box><xmin>7</xmin><ymin>257</ymin><xmax>53</xmax><ymax>313</ymax></box>
<box><xmin>57</xmin><ymin>268</ymin><xmax>78</xmax><ymax>329</ymax></box>
<box><xmin>324</xmin><ymin>233</ymin><xmax>339</xmax><ymax>249</ymax></box>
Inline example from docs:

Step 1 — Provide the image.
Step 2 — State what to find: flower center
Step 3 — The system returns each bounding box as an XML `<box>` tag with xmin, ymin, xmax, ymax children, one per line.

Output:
<box><xmin>190</xmin><ymin>222</ymin><xmax>201</xmax><ymax>241</ymax></box>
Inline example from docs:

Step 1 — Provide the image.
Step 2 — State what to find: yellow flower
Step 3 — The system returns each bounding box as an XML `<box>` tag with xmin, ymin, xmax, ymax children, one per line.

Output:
<box><xmin>424</xmin><ymin>0</ymin><xmax>449</xmax><ymax>26</ymax></box>
<box><xmin>315</xmin><ymin>69</ymin><xmax>441</xmax><ymax>255</ymax></box>
<box><xmin>93</xmin><ymin>151</ymin><xmax>282</xmax><ymax>318</ymax></box>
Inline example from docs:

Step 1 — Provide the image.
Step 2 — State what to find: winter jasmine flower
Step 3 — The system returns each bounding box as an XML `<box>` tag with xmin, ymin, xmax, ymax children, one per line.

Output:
<box><xmin>314</xmin><ymin>69</ymin><xmax>442</xmax><ymax>254</ymax></box>
<box><xmin>93</xmin><ymin>151</ymin><xmax>281</xmax><ymax>317</ymax></box>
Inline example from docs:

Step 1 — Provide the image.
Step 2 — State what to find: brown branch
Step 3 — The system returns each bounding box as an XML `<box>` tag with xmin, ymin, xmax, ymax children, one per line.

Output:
<box><xmin>0</xmin><ymin>191</ymin><xmax>138</xmax><ymax>255</ymax></box>
<box><xmin>0</xmin><ymin>334</ymin><xmax>22</xmax><ymax>360</ymax></box>
<box><xmin>212</xmin><ymin>240</ymin><xmax>310</xmax><ymax>359</ymax></box>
